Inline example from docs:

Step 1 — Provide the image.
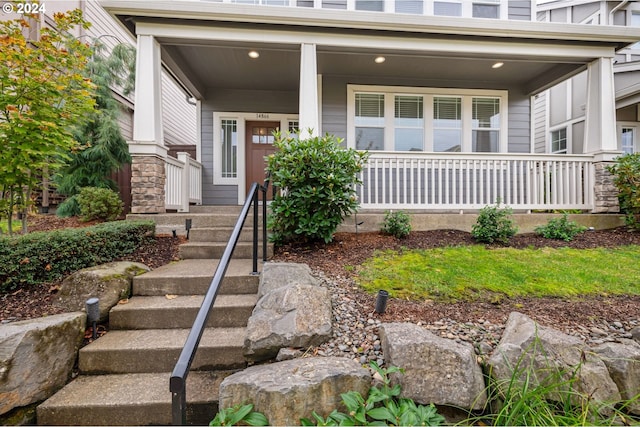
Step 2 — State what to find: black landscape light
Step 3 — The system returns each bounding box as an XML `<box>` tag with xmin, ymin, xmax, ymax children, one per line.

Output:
<box><xmin>375</xmin><ymin>290</ymin><xmax>388</xmax><ymax>314</ymax></box>
<box><xmin>185</xmin><ymin>218</ymin><xmax>193</xmax><ymax>239</ymax></box>
<box><xmin>86</xmin><ymin>297</ymin><xmax>99</xmax><ymax>340</ymax></box>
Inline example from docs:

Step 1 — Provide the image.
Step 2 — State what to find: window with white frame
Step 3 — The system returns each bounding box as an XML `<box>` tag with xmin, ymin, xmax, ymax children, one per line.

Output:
<box><xmin>472</xmin><ymin>0</ymin><xmax>500</xmax><ymax>19</ymax></box>
<box><xmin>221</xmin><ymin>119</ymin><xmax>238</xmax><ymax>178</ymax></box>
<box><xmin>355</xmin><ymin>93</ymin><xmax>385</xmax><ymax>150</ymax></box>
<box><xmin>551</xmin><ymin>128</ymin><xmax>567</xmax><ymax>154</ymax></box>
<box><xmin>621</xmin><ymin>127</ymin><xmax>635</xmax><ymax>154</ymax></box>
<box><xmin>395</xmin><ymin>0</ymin><xmax>423</xmax><ymax>15</ymax></box>
<box><xmin>348</xmin><ymin>85</ymin><xmax>507</xmax><ymax>152</ymax></box>
<box><xmin>433</xmin><ymin>96</ymin><xmax>462</xmax><ymax>152</ymax></box>
<box><xmin>472</xmin><ymin>97</ymin><xmax>500</xmax><ymax>152</ymax></box>
<box><xmin>434</xmin><ymin>1</ymin><xmax>461</xmax><ymax>16</ymax></box>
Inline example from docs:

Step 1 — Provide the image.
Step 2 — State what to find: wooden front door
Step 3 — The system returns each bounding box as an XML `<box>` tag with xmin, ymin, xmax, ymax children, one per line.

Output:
<box><xmin>246</xmin><ymin>121</ymin><xmax>279</xmax><ymax>198</ymax></box>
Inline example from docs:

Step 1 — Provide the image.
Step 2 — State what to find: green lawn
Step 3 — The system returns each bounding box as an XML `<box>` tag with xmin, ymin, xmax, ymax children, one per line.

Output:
<box><xmin>357</xmin><ymin>245</ymin><xmax>640</xmax><ymax>302</ymax></box>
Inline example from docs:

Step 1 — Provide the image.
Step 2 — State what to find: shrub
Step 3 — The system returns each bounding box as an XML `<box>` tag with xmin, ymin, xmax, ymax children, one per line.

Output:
<box><xmin>209</xmin><ymin>403</ymin><xmax>268</xmax><ymax>426</ymax></box>
<box><xmin>76</xmin><ymin>187</ymin><xmax>123</xmax><ymax>222</ymax></box>
<box><xmin>0</xmin><ymin>220</ymin><xmax>155</xmax><ymax>291</ymax></box>
<box><xmin>472</xmin><ymin>202</ymin><xmax>517</xmax><ymax>244</ymax></box>
<box><xmin>381</xmin><ymin>210</ymin><xmax>412</xmax><ymax>238</ymax></box>
<box><xmin>267</xmin><ymin>131</ymin><xmax>368</xmax><ymax>244</ymax></box>
<box><xmin>56</xmin><ymin>195</ymin><xmax>81</xmax><ymax>218</ymax></box>
<box><xmin>535</xmin><ymin>213</ymin><xmax>587</xmax><ymax>241</ymax></box>
<box><xmin>607</xmin><ymin>153</ymin><xmax>640</xmax><ymax>230</ymax></box>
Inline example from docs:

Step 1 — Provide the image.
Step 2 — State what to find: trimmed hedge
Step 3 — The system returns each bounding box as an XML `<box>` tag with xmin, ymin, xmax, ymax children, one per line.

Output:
<box><xmin>0</xmin><ymin>220</ymin><xmax>155</xmax><ymax>292</ymax></box>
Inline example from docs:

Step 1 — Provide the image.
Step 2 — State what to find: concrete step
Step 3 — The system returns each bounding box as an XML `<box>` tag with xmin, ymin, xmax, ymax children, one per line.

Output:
<box><xmin>133</xmin><ymin>259</ymin><xmax>259</xmax><ymax>296</ymax></box>
<box><xmin>128</xmin><ymin>212</ymin><xmax>267</xmax><ymax>235</ymax></box>
<box><xmin>109</xmin><ymin>294</ymin><xmax>257</xmax><ymax>330</ymax></box>
<box><xmin>79</xmin><ymin>328</ymin><xmax>246</xmax><ymax>374</ymax></box>
<box><xmin>179</xmin><ymin>242</ymin><xmax>273</xmax><ymax>260</ymax></box>
<box><xmin>37</xmin><ymin>370</ymin><xmax>234</xmax><ymax>425</ymax></box>
<box><xmin>188</xmin><ymin>226</ymin><xmax>268</xmax><ymax>243</ymax></box>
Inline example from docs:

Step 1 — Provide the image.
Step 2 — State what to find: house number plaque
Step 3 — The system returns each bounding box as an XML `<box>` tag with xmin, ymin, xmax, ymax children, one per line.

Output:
<box><xmin>256</xmin><ymin>113</ymin><xmax>270</xmax><ymax>119</ymax></box>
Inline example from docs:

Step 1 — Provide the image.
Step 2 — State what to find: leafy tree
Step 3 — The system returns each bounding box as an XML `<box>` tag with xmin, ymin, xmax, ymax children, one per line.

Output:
<box><xmin>0</xmin><ymin>9</ymin><xmax>95</xmax><ymax>234</ymax></box>
<box><xmin>55</xmin><ymin>39</ymin><xmax>135</xmax><ymax>217</ymax></box>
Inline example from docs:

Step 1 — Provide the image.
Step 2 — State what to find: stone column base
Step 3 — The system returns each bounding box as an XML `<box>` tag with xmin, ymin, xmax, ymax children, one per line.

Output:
<box><xmin>130</xmin><ymin>155</ymin><xmax>166</xmax><ymax>214</ymax></box>
<box><xmin>592</xmin><ymin>161</ymin><xmax>619</xmax><ymax>214</ymax></box>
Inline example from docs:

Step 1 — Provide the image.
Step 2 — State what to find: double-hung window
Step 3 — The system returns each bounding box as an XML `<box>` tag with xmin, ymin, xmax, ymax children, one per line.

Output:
<box><xmin>551</xmin><ymin>128</ymin><xmax>567</xmax><ymax>154</ymax></box>
<box><xmin>348</xmin><ymin>85</ymin><xmax>507</xmax><ymax>153</ymax></box>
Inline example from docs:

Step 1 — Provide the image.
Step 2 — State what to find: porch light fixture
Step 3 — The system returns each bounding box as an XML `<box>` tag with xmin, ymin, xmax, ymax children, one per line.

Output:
<box><xmin>492</xmin><ymin>61</ymin><xmax>504</xmax><ymax>69</ymax></box>
<box><xmin>374</xmin><ymin>56</ymin><xmax>386</xmax><ymax>64</ymax></box>
<box><xmin>248</xmin><ymin>50</ymin><xmax>260</xmax><ymax>59</ymax></box>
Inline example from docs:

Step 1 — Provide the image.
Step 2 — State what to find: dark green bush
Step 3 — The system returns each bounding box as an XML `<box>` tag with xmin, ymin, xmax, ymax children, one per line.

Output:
<box><xmin>267</xmin><ymin>131</ymin><xmax>368</xmax><ymax>244</ymax></box>
<box><xmin>0</xmin><ymin>220</ymin><xmax>155</xmax><ymax>292</ymax></box>
<box><xmin>535</xmin><ymin>213</ymin><xmax>587</xmax><ymax>241</ymax></box>
<box><xmin>472</xmin><ymin>202</ymin><xmax>518</xmax><ymax>244</ymax></box>
<box><xmin>607</xmin><ymin>153</ymin><xmax>640</xmax><ymax>230</ymax></box>
<box><xmin>76</xmin><ymin>186</ymin><xmax>123</xmax><ymax>221</ymax></box>
<box><xmin>56</xmin><ymin>195</ymin><xmax>81</xmax><ymax>218</ymax></box>
<box><xmin>381</xmin><ymin>210</ymin><xmax>412</xmax><ymax>239</ymax></box>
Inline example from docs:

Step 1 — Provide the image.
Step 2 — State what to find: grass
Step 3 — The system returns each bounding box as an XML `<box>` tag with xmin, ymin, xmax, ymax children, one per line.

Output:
<box><xmin>357</xmin><ymin>245</ymin><xmax>640</xmax><ymax>301</ymax></box>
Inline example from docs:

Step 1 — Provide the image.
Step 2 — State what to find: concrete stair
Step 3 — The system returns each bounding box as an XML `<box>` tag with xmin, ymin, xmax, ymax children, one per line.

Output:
<box><xmin>38</xmin><ymin>209</ymin><xmax>265</xmax><ymax>426</ymax></box>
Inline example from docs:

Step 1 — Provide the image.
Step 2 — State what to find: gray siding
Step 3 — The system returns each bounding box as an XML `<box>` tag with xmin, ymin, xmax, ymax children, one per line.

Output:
<box><xmin>162</xmin><ymin>73</ymin><xmax>197</xmax><ymax>146</ymax></box>
<box><xmin>117</xmin><ymin>107</ymin><xmax>134</xmax><ymax>140</ymax></box>
<box><xmin>549</xmin><ymin>8</ymin><xmax>567</xmax><ymax>23</ymax></box>
<box><xmin>200</xmin><ymin>88</ymin><xmax>297</xmax><ymax>205</ymax></box>
<box><xmin>571</xmin><ymin>71</ymin><xmax>587</xmax><ymax>118</ymax></box>
<box><xmin>508</xmin><ymin>1</ymin><xmax>531</xmax><ymax>21</ymax></box>
<box><xmin>322</xmin><ymin>76</ymin><xmax>348</xmax><ymax>141</ymax></box>
<box><xmin>507</xmin><ymin>93</ymin><xmax>530</xmax><ymax>153</ymax></box>
<box><xmin>549</xmin><ymin>82</ymin><xmax>567</xmax><ymax>127</ymax></box>
<box><xmin>617</xmin><ymin>105</ymin><xmax>637</xmax><ymax>122</ymax></box>
<box><xmin>572</xmin><ymin>121</ymin><xmax>584</xmax><ymax>154</ymax></box>
<box><xmin>572</xmin><ymin>3</ymin><xmax>600</xmax><ymax>23</ymax></box>
<box><xmin>533</xmin><ymin>92</ymin><xmax>547</xmax><ymax>153</ymax></box>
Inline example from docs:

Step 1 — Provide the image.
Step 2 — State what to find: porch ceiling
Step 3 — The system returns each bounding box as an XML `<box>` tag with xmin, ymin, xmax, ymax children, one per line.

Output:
<box><xmin>160</xmin><ymin>40</ymin><xmax>584</xmax><ymax>95</ymax></box>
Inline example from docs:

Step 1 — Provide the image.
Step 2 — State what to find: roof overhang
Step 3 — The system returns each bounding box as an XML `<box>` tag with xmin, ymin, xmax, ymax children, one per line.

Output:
<box><xmin>100</xmin><ymin>1</ymin><xmax>640</xmax><ymax>99</ymax></box>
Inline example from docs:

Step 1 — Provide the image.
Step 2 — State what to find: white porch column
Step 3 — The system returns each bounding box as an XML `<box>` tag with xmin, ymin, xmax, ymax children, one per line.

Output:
<box><xmin>299</xmin><ymin>43</ymin><xmax>319</xmax><ymax>138</ymax></box>
<box><xmin>130</xmin><ymin>34</ymin><xmax>167</xmax><ymax>213</ymax></box>
<box><xmin>584</xmin><ymin>57</ymin><xmax>617</xmax><ymax>154</ymax></box>
<box><xmin>584</xmin><ymin>57</ymin><xmax>620</xmax><ymax>213</ymax></box>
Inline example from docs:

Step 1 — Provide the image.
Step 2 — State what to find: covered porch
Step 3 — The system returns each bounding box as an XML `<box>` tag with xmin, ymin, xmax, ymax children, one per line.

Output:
<box><xmin>100</xmin><ymin>1</ymin><xmax>640</xmax><ymax>214</ymax></box>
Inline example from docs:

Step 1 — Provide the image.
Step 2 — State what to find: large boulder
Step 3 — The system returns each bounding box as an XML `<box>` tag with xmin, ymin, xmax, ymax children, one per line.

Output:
<box><xmin>244</xmin><ymin>262</ymin><xmax>331</xmax><ymax>362</ymax></box>
<box><xmin>488</xmin><ymin>312</ymin><xmax>620</xmax><ymax>407</ymax></box>
<box><xmin>0</xmin><ymin>312</ymin><xmax>86</xmax><ymax>416</ymax></box>
<box><xmin>55</xmin><ymin>261</ymin><xmax>150</xmax><ymax>322</ymax></box>
<box><xmin>244</xmin><ymin>283</ymin><xmax>332</xmax><ymax>362</ymax></box>
<box><xmin>258</xmin><ymin>262</ymin><xmax>318</xmax><ymax>298</ymax></box>
<box><xmin>219</xmin><ymin>357</ymin><xmax>370</xmax><ymax>426</ymax></box>
<box><xmin>593</xmin><ymin>340</ymin><xmax>640</xmax><ymax>415</ymax></box>
<box><xmin>379</xmin><ymin>322</ymin><xmax>487</xmax><ymax>410</ymax></box>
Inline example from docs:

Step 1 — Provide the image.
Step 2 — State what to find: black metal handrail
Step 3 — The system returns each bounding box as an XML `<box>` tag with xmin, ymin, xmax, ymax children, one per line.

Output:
<box><xmin>170</xmin><ymin>178</ymin><xmax>270</xmax><ymax>425</ymax></box>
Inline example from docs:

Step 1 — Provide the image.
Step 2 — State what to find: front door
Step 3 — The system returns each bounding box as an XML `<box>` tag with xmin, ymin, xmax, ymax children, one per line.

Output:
<box><xmin>246</xmin><ymin>121</ymin><xmax>279</xmax><ymax>198</ymax></box>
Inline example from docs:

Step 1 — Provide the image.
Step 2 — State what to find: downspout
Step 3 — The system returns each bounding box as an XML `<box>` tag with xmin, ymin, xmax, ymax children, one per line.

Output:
<box><xmin>609</xmin><ymin>1</ymin><xmax>629</xmax><ymax>26</ymax></box>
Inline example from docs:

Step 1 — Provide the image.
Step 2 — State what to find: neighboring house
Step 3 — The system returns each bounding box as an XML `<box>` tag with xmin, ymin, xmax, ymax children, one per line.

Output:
<box><xmin>99</xmin><ymin>0</ymin><xmax>640</xmax><ymax>214</ymax></box>
<box><xmin>536</xmin><ymin>0</ymin><xmax>640</xmax><ymax>158</ymax></box>
<box><xmin>1</xmin><ymin>0</ymin><xmax>197</xmax><ymax>212</ymax></box>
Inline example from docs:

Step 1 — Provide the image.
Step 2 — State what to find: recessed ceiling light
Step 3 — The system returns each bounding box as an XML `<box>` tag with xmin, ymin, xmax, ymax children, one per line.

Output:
<box><xmin>248</xmin><ymin>50</ymin><xmax>260</xmax><ymax>59</ymax></box>
<box><xmin>374</xmin><ymin>56</ymin><xmax>386</xmax><ymax>64</ymax></box>
<box><xmin>492</xmin><ymin>61</ymin><xmax>504</xmax><ymax>69</ymax></box>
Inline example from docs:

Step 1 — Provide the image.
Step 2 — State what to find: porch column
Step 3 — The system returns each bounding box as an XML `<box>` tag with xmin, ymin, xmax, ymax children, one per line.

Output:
<box><xmin>298</xmin><ymin>43</ymin><xmax>319</xmax><ymax>138</ymax></box>
<box><xmin>130</xmin><ymin>34</ymin><xmax>167</xmax><ymax>214</ymax></box>
<box><xmin>584</xmin><ymin>57</ymin><xmax>620</xmax><ymax>213</ymax></box>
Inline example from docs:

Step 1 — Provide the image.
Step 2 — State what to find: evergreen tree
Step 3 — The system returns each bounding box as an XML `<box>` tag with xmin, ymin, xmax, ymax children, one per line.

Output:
<box><xmin>56</xmin><ymin>40</ymin><xmax>135</xmax><ymax>217</ymax></box>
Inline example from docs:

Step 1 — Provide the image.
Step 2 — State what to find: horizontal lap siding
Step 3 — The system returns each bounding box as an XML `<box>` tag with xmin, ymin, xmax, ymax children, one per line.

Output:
<box><xmin>201</xmin><ymin>88</ymin><xmax>297</xmax><ymax>205</ymax></box>
<box><xmin>508</xmin><ymin>1</ymin><xmax>532</xmax><ymax>21</ymax></box>
<box><xmin>507</xmin><ymin>93</ymin><xmax>530</xmax><ymax>153</ymax></box>
<box><xmin>533</xmin><ymin>92</ymin><xmax>547</xmax><ymax>153</ymax></box>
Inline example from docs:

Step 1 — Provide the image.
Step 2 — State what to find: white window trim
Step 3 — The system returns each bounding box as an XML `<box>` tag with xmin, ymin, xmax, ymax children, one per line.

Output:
<box><xmin>213</xmin><ymin>112</ymin><xmax>298</xmax><ymax>204</ymax></box>
<box><xmin>618</xmin><ymin>122</ymin><xmax>639</xmax><ymax>154</ymax></box>
<box><xmin>347</xmin><ymin>84</ymin><xmax>508</xmax><ymax>153</ymax></box>
<box><xmin>549</xmin><ymin>126</ymin><xmax>569</xmax><ymax>154</ymax></box>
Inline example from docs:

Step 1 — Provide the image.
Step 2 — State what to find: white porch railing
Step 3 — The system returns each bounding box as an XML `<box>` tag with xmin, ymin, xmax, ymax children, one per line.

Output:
<box><xmin>165</xmin><ymin>152</ymin><xmax>203</xmax><ymax>212</ymax></box>
<box><xmin>357</xmin><ymin>152</ymin><xmax>595</xmax><ymax>211</ymax></box>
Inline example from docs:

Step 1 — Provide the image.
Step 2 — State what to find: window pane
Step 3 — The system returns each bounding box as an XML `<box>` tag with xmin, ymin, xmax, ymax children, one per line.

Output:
<box><xmin>356</xmin><ymin>0</ymin><xmax>383</xmax><ymax>11</ymax></box>
<box><xmin>395</xmin><ymin>0</ymin><xmax>423</xmax><ymax>14</ymax></box>
<box><xmin>356</xmin><ymin>93</ymin><xmax>384</xmax><ymax>118</ymax></box>
<box><xmin>356</xmin><ymin>127</ymin><xmax>384</xmax><ymax>150</ymax></box>
<box><xmin>434</xmin><ymin>1</ymin><xmax>461</xmax><ymax>16</ymax></box>
<box><xmin>621</xmin><ymin>128</ymin><xmax>634</xmax><ymax>154</ymax></box>
<box><xmin>473</xmin><ymin>130</ymin><xmax>499</xmax><ymax>152</ymax></box>
<box><xmin>297</xmin><ymin>0</ymin><xmax>314</xmax><ymax>6</ymax></box>
<box><xmin>472</xmin><ymin>3</ymin><xmax>499</xmax><ymax>18</ymax></box>
<box><xmin>434</xmin><ymin>129</ymin><xmax>461</xmax><ymax>152</ymax></box>
<box><xmin>395</xmin><ymin>129</ymin><xmax>423</xmax><ymax>151</ymax></box>
<box><xmin>473</xmin><ymin>98</ymin><xmax>500</xmax><ymax>128</ymax></box>
<box><xmin>434</xmin><ymin>97</ymin><xmax>461</xmax><ymax>128</ymax></box>
<box><xmin>221</xmin><ymin>119</ymin><xmax>238</xmax><ymax>178</ymax></box>
<box><xmin>395</xmin><ymin>96</ymin><xmax>423</xmax><ymax>120</ymax></box>
<box><xmin>322</xmin><ymin>0</ymin><xmax>347</xmax><ymax>9</ymax></box>
<box><xmin>551</xmin><ymin>128</ymin><xmax>567</xmax><ymax>153</ymax></box>
<box><xmin>264</xmin><ymin>0</ymin><xmax>288</xmax><ymax>5</ymax></box>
